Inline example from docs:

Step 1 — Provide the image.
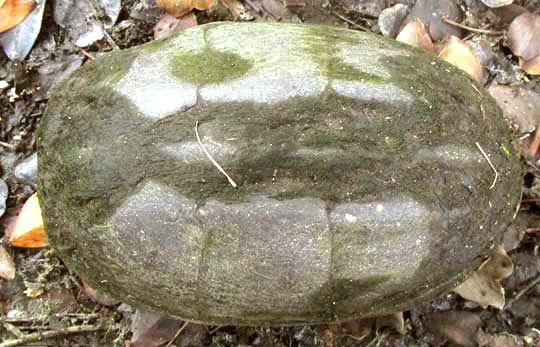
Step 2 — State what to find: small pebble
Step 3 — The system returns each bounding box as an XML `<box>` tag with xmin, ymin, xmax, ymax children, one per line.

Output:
<box><xmin>0</xmin><ymin>179</ymin><xmax>8</xmax><ymax>217</ymax></box>
<box><xmin>378</xmin><ymin>4</ymin><xmax>408</xmax><ymax>38</ymax></box>
<box><xmin>14</xmin><ymin>153</ymin><xmax>38</xmax><ymax>186</ymax></box>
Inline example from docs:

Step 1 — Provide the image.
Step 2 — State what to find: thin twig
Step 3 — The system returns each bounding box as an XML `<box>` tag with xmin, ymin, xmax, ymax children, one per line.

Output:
<box><xmin>0</xmin><ymin>324</ymin><xmax>104</xmax><ymax>347</ymax></box>
<box><xmin>504</xmin><ymin>275</ymin><xmax>540</xmax><ymax>310</ymax></box>
<box><xmin>79</xmin><ymin>48</ymin><xmax>96</xmax><ymax>60</ymax></box>
<box><xmin>102</xmin><ymin>30</ymin><xmax>120</xmax><ymax>50</ymax></box>
<box><xmin>208</xmin><ymin>325</ymin><xmax>223</xmax><ymax>335</ymax></box>
<box><xmin>471</xmin><ymin>84</ymin><xmax>481</xmax><ymax>96</ymax></box>
<box><xmin>442</xmin><ymin>18</ymin><xmax>505</xmax><ymax>35</ymax></box>
<box><xmin>165</xmin><ymin>321</ymin><xmax>189</xmax><ymax>347</ymax></box>
<box><xmin>0</xmin><ymin>141</ymin><xmax>15</xmax><ymax>149</ymax></box>
<box><xmin>522</xmin><ymin>199</ymin><xmax>540</xmax><ymax>203</ymax></box>
<box><xmin>476</xmin><ymin>142</ymin><xmax>498</xmax><ymax>190</ymax></box>
<box><xmin>195</xmin><ymin>121</ymin><xmax>237</xmax><ymax>188</ymax></box>
<box><xmin>331</xmin><ymin>11</ymin><xmax>369</xmax><ymax>31</ymax></box>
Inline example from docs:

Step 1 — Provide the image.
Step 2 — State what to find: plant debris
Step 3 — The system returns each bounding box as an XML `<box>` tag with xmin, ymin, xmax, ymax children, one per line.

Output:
<box><xmin>157</xmin><ymin>0</ymin><xmax>215</xmax><ymax>17</ymax></box>
<box><xmin>453</xmin><ymin>246</ymin><xmax>513</xmax><ymax>309</ymax></box>
<box><xmin>8</xmin><ymin>192</ymin><xmax>47</xmax><ymax>248</ymax></box>
<box><xmin>0</xmin><ymin>245</ymin><xmax>15</xmax><ymax>280</ymax></box>
<box><xmin>507</xmin><ymin>12</ymin><xmax>540</xmax><ymax>75</ymax></box>
<box><xmin>396</xmin><ymin>18</ymin><xmax>434</xmax><ymax>52</ymax></box>
<box><xmin>439</xmin><ymin>36</ymin><xmax>483</xmax><ymax>82</ymax></box>
<box><xmin>0</xmin><ymin>0</ymin><xmax>36</xmax><ymax>33</ymax></box>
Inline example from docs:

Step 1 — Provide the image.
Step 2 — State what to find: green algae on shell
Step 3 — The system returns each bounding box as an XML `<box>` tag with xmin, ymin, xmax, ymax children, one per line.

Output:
<box><xmin>38</xmin><ymin>22</ymin><xmax>522</xmax><ymax>326</ymax></box>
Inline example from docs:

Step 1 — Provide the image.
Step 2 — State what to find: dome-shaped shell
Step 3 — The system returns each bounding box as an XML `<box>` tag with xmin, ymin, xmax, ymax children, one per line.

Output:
<box><xmin>38</xmin><ymin>22</ymin><xmax>522</xmax><ymax>325</ymax></box>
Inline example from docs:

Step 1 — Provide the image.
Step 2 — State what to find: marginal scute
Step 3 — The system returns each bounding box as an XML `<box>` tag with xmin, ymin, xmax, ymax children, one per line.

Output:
<box><xmin>196</xmin><ymin>196</ymin><xmax>332</xmax><ymax>321</ymax></box>
<box><xmin>415</xmin><ymin>145</ymin><xmax>483</xmax><ymax>166</ymax></box>
<box><xmin>109</xmin><ymin>180</ymin><xmax>204</xmax><ymax>287</ymax></box>
<box><xmin>330</xmin><ymin>197</ymin><xmax>431</xmax><ymax>276</ymax></box>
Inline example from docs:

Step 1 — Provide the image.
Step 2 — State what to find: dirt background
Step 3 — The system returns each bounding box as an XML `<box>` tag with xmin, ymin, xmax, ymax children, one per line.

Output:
<box><xmin>1</xmin><ymin>0</ymin><xmax>540</xmax><ymax>346</ymax></box>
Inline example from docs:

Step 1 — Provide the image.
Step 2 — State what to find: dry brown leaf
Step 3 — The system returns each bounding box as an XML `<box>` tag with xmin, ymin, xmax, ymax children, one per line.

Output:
<box><xmin>0</xmin><ymin>245</ymin><xmax>16</xmax><ymax>280</ymax></box>
<box><xmin>154</xmin><ymin>14</ymin><xmax>181</xmax><ymax>40</ymax></box>
<box><xmin>521</xmin><ymin>54</ymin><xmax>540</xmax><ymax>75</ymax></box>
<box><xmin>453</xmin><ymin>246</ymin><xmax>513</xmax><ymax>309</ymax></box>
<box><xmin>487</xmin><ymin>82</ymin><xmax>540</xmax><ymax>133</ymax></box>
<box><xmin>482</xmin><ymin>246</ymin><xmax>514</xmax><ymax>281</ymax></box>
<box><xmin>157</xmin><ymin>0</ymin><xmax>214</xmax><ymax>17</ymax></box>
<box><xmin>438</xmin><ymin>36</ymin><xmax>483</xmax><ymax>82</ymax></box>
<box><xmin>130</xmin><ymin>310</ymin><xmax>184</xmax><ymax>347</ymax></box>
<box><xmin>221</xmin><ymin>0</ymin><xmax>253</xmax><ymax>20</ymax></box>
<box><xmin>396</xmin><ymin>19</ymin><xmax>434</xmax><ymax>52</ymax></box>
<box><xmin>480</xmin><ymin>0</ymin><xmax>513</xmax><ymax>8</ymax></box>
<box><xmin>8</xmin><ymin>192</ymin><xmax>48</xmax><ymax>248</ymax></box>
<box><xmin>0</xmin><ymin>0</ymin><xmax>36</xmax><ymax>33</ymax></box>
<box><xmin>154</xmin><ymin>12</ymin><xmax>197</xmax><ymax>40</ymax></box>
<box><xmin>507</xmin><ymin>12</ymin><xmax>540</xmax><ymax>61</ymax></box>
<box><xmin>177</xmin><ymin>11</ymin><xmax>198</xmax><ymax>29</ymax></box>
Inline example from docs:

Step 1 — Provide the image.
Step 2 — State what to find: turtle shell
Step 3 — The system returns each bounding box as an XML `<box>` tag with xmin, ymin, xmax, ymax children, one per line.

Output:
<box><xmin>38</xmin><ymin>22</ymin><xmax>522</xmax><ymax>325</ymax></box>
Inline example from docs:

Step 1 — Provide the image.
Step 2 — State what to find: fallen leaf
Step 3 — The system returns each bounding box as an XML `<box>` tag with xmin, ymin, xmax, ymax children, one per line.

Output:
<box><xmin>177</xmin><ymin>11</ymin><xmax>198</xmax><ymax>29</ymax></box>
<box><xmin>482</xmin><ymin>246</ymin><xmax>514</xmax><ymax>281</ymax></box>
<box><xmin>453</xmin><ymin>246</ymin><xmax>513</xmax><ymax>309</ymax></box>
<box><xmin>221</xmin><ymin>0</ymin><xmax>253</xmax><ymax>20</ymax></box>
<box><xmin>507</xmin><ymin>12</ymin><xmax>540</xmax><ymax>61</ymax></box>
<box><xmin>396</xmin><ymin>18</ymin><xmax>434</xmax><ymax>52</ymax></box>
<box><xmin>154</xmin><ymin>14</ymin><xmax>181</xmax><ymax>40</ymax></box>
<box><xmin>8</xmin><ymin>192</ymin><xmax>48</xmax><ymax>248</ymax></box>
<box><xmin>129</xmin><ymin>309</ymin><xmax>184</xmax><ymax>347</ymax></box>
<box><xmin>521</xmin><ymin>54</ymin><xmax>540</xmax><ymax>75</ymax></box>
<box><xmin>480</xmin><ymin>0</ymin><xmax>513</xmax><ymax>7</ymax></box>
<box><xmin>379</xmin><ymin>4</ymin><xmax>408</xmax><ymax>38</ymax></box>
<box><xmin>53</xmin><ymin>0</ymin><xmax>121</xmax><ymax>48</ymax></box>
<box><xmin>154</xmin><ymin>12</ymin><xmax>197</xmax><ymax>40</ymax></box>
<box><xmin>424</xmin><ymin>311</ymin><xmax>481</xmax><ymax>346</ymax></box>
<box><xmin>0</xmin><ymin>0</ymin><xmax>36</xmax><ymax>33</ymax></box>
<box><xmin>487</xmin><ymin>82</ymin><xmax>540</xmax><ymax>133</ymax></box>
<box><xmin>0</xmin><ymin>0</ymin><xmax>45</xmax><ymax>60</ymax></box>
<box><xmin>405</xmin><ymin>0</ymin><xmax>463</xmax><ymax>41</ymax></box>
<box><xmin>157</xmin><ymin>0</ymin><xmax>215</xmax><ymax>17</ymax></box>
<box><xmin>0</xmin><ymin>245</ymin><xmax>16</xmax><ymax>280</ymax></box>
<box><xmin>438</xmin><ymin>36</ymin><xmax>483</xmax><ymax>82</ymax></box>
